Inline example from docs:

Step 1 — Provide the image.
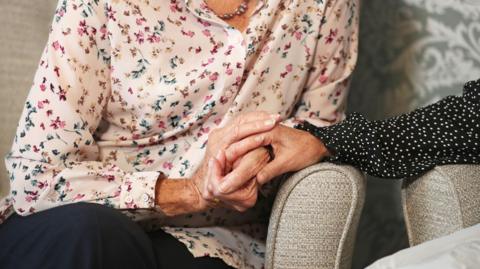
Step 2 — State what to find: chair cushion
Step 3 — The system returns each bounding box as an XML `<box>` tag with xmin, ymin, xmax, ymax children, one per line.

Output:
<box><xmin>402</xmin><ymin>164</ymin><xmax>480</xmax><ymax>246</ymax></box>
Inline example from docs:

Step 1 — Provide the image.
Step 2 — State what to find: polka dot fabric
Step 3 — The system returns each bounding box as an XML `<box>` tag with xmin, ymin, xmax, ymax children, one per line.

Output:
<box><xmin>296</xmin><ymin>79</ymin><xmax>480</xmax><ymax>179</ymax></box>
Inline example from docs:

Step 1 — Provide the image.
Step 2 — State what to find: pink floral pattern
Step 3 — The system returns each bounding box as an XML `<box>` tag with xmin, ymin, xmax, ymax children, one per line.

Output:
<box><xmin>0</xmin><ymin>0</ymin><xmax>359</xmax><ymax>268</ymax></box>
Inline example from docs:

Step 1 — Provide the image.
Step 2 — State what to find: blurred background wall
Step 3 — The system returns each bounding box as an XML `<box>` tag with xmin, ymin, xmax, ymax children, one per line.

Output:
<box><xmin>0</xmin><ymin>0</ymin><xmax>479</xmax><ymax>267</ymax></box>
<box><xmin>349</xmin><ymin>0</ymin><xmax>480</xmax><ymax>268</ymax></box>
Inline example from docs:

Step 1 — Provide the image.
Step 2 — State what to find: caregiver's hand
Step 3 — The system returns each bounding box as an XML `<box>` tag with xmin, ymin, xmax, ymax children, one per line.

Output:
<box><xmin>220</xmin><ymin>124</ymin><xmax>330</xmax><ymax>193</ymax></box>
<box><xmin>191</xmin><ymin>112</ymin><xmax>281</xmax><ymax>207</ymax></box>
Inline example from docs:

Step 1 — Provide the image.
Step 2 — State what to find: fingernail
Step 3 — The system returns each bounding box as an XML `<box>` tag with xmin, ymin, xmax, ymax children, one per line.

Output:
<box><xmin>264</xmin><ymin>119</ymin><xmax>275</xmax><ymax>126</ymax></box>
<box><xmin>271</xmin><ymin>114</ymin><xmax>281</xmax><ymax>120</ymax></box>
<box><xmin>255</xmin><ymin>135</ymin><xmax>264</xmax><ymax>142</ymax></box>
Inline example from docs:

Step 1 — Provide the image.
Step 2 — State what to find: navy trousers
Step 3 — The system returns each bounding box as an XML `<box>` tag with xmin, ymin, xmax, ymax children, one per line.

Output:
<box><xmin>0</xmin><ymin>203</ymin><xmax>233</xmax><ymax>269</ymax></box>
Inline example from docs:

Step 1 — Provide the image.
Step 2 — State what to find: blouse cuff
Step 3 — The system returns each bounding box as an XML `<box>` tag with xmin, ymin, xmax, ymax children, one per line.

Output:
<box><xmin>295</xmin><ymin>113</ymin><xmax>368</xmax><ymax>163</ymax></box>
<box><xmin>119</xmin><ymin>171</ymin><xmax>161</xmax><ymax>209</ymax></box>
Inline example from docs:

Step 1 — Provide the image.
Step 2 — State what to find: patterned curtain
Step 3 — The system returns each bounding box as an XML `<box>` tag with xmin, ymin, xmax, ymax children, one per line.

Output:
<box><xmin>349</xmin><ymin>0</ymin><xmax>480</xmax><ymax>267</ymax></box>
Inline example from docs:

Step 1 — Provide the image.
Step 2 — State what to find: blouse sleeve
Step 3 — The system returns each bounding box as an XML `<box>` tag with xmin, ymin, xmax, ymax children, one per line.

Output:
<box><xmin>296</xmin><ymin>79</ymin><xmax>480</xmax><ymax>179</ymax></box>
<box><xmin>5</xmin><ymin>0</ymin><xmax>160</xmax><ymax>216</ymax></box>
<box><xmin>283</xmin><ymin>0</ymin><xmax>359</xmax><ymax>128</ymax></box>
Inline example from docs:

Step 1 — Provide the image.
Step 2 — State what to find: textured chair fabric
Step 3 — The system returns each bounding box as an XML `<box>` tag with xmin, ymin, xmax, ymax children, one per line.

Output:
<box><xmin>402</xmin><ymin>164</ymin><xmax>480</xmax><ymax>246</ymax></box>
<box><xmin>266</xmin><ymin>163</ymin><xmax>366</xmax><ymax>269</ymax></box>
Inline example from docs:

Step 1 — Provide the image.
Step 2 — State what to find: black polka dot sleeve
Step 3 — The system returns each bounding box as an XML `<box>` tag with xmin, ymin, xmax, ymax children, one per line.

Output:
<box><xmin>295</xmin><ymin>79</ymin><xmax>480</xmax><ymax>179</ymax></box>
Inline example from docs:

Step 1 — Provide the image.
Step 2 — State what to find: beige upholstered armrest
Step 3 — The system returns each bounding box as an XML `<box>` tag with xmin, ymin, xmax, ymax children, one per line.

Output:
<box><xmin>265</xmin><ymin>163</ymin><xmax>366</xmax><ymax>269</ymax></box>
<box><xmin>402</xmin><ymin>164</ymin><xmax>480</xmax><ymax>246</ymax></box>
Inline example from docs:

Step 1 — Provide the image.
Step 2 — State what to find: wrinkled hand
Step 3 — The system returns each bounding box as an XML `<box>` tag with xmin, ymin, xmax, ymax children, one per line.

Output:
<box><xmin>191</xmin><ymin>111</ymin><xmax>281</xmax><ymax>209</ymax></box>
<box><xmin>219</xmin><ymin>124</ymin><xmax>330</xmax><ymax>193</ymax></box>
<box><xmin>204</xmin><ymin>147</ymin><xmax>271</xmax><ymax>212</ymax></box>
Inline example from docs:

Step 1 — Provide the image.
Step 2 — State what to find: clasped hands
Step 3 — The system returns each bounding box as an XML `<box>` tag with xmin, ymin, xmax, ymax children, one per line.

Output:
<box><xmin>192</xmin><ymin>112</ymin><xmax>329</xmax><ymax>212</ymax></box>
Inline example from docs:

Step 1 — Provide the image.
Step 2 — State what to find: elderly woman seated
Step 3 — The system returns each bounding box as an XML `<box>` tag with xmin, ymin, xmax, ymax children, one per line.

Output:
<box><xmin>0</xmin><ymin>0</ymin><xmax>358</xmax><ymax>268</ymax></box>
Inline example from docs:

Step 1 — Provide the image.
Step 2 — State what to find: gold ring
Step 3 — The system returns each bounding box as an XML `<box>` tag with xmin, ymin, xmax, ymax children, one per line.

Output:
<box><xmin>213</xmin><ymin>198</ymin><xmax>220</xmax><ymax>204</ymax></box>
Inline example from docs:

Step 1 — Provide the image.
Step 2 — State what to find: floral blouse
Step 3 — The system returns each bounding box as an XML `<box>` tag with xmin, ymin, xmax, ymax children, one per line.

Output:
<box><xmin>0</xmin><ymin>0</ymin><xmax>358</xmax><ymax>268</ymax></box>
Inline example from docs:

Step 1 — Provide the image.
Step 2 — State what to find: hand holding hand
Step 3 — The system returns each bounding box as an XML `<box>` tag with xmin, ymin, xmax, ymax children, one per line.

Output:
<box><xmin>203</xmin><ymin>147</ymin><xmax>271</xmax><ymax>212</ymax></box>
<box><xmin>220</xmin><ymin>124</ymin><xmax>330</xmax><ymax>192</ymax></box>
<box><xmin>190</xmin><ymin>111</ymin><xmax>281</xmax><ymax>210</ymax></box>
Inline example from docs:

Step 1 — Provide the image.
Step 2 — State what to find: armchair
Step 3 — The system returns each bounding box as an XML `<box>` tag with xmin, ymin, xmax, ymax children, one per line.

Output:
<box><xmin>266</xmin><ymin>163</ymin><xmax>366</xmax><ymax>269</ymax></box>
<box><xmin>402</xmin><ymin>164</ymin><xmax>480</xmax><ymax>246</ymax></box>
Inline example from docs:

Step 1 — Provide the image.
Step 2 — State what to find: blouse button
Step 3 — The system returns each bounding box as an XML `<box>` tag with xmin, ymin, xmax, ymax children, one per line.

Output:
<box><xmin>125</xmin><ymin>195</ymin><xmax>133</xmax><ymax>203</ymax></box>
<box><xmin>142</xmin><ymin>193</ymin><xmax>151</xmax><ymax>203</ymax></box>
